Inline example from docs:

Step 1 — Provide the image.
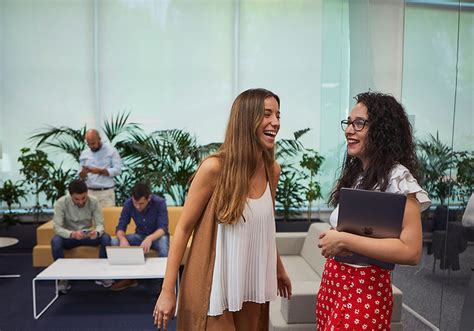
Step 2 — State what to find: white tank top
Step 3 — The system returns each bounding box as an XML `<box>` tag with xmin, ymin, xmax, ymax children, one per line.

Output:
<box><xmin>208</xmin><ymin>183</ymin><xmax>277</xmax><ymax>316</ymax></box>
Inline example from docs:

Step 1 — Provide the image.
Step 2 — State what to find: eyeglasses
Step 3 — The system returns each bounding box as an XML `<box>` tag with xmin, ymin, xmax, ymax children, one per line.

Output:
<box><xmin>340</xmin><ymin>119</ymin><xmax>369</xmax><ymax>132</ymax></box>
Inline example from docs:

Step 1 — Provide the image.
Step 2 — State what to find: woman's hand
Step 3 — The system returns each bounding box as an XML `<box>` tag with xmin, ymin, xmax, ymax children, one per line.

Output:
<box><xmin>318</xmin><ymin>229</ymin><xmax>348</xmax><ymax>259</ymax></box>
<box><xmin>153</xmin><ymin>288</ymin><xmax>176</xmax><ymax>330</ymax></box>
<box><xmin>277</xmin><ymin>267</ymin><xmax>292</xmax><ymax>299</ymax></box>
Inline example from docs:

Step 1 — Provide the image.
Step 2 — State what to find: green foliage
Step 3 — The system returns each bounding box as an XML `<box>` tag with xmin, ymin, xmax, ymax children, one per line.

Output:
<box><xmin>28</xmin><ymin>112</ymin><xmax>220</xmax><ymax>206</ymax></box>
<box><xmin>300</xmin><ymin>149</ymin><xmax>325</xmax><ymax>221</ymax></box>
<box><xmin>275</xmin><ymin>167</ymin><xmax>306</xmax><ymax>221</ymax></box>
<box><xmin>454</xmin><ymin>151</ymin><xmax>474</xmax><ymax>206</ymax></box>
<box><xmin>18</xmin><ymin>148</ymin><xmax>53</xmax><ymax>215</ymax></box>
<box><xmin>417</xmin><ymin>134</ymin><xmax>456</xmax><ymax>206</ymax></box>
<box><xmin>0</xmin><ymin>180</ymin><xmax>28</xmax><ymax>211</ymax></box>
<box><xmin>416</xmin><ymin>133</ymin><xmax>473</xmax><ymax>207</ymax></box>
<box><xmin>103</xmin><ymin>112</ymin><xmax>142</xmax><ymax>146</ymax></box>
<box><xmin>114</xmin><ymin>170</ymin><xmax>138</xmax><ymax>206</ymax></box>
<box><xmin>24</xmin><ymin>114</ymin><xmax>326</xmax><ymax>213</ymax></box>
<box><xmin>0</xmin><ymin>180</ymin><xmax>28</xmax><ymax>227</ymax></box>
<box><xmin>42</xmin><ymin>163</ymin><xmax>76</xmax><ymax>206</ymax></box>
<box><xmin>30</xmin><ymin>126</ymin><xmax>86</xmax><ymax>163</ymax></box>
<box><xmin>275</xmin><ymin>129</ymin><xmax>324</xmax><ymax>221</ymax></box>
<box><xmin>120</xmin><ymin>129</ymin><xmax>220</xmax><ymax>205</ymax></box>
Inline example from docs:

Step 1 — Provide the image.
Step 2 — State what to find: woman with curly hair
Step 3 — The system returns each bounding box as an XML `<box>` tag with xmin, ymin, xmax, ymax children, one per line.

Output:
<box><xmin>316</xmin><ymin>91</ymin><xmax>431</xmax><ymax>330</ymax></box>
<box><xmin>153</xmin><ymin>88</ymin><xmax>292</xmax><ymax>331</ymax></box>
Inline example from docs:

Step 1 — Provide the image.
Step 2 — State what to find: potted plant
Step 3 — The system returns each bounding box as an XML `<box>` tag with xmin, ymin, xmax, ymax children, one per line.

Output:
<box><xmin>0</xmin><ymin>180</ymin><xmax>28</xmax><ymax>228</ymax></box>
<box><xmin>42</xmin><ymin>163</ymin><xmax>76</xmax><ymax>206</ymax></box>
<box><xmin>454</xmin><ymin>151</ymin><xmax>474</xmax><ymax>207</ymax></box>
<box><xmin>18</xmin><ymin>148</ymin><xmax>53</xmax><ymax>222</ymax></box>
<box><xmin>300</xmin><ymin>149</ymin><xmax>324</xmax><ymax>222</ymax></box>
<box><xmin>417</xmin><ymin>133</ymin><xmax>456</xmax><ymax>206</ymax></box>
<box><xmin>275</xmin><ymin>129</ymin><xmax>309</xmax><ymax>221</ymax></box>
<box><xmin>417</xmin><ymin>133</ymin><xmax>458</xmax><ymax>231</ymax></box>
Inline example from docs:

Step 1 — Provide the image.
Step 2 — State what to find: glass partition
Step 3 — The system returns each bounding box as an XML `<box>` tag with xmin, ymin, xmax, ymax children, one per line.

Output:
<box><xmin>400</xmin><ymin>1</ymin><xmax>473</xmax><ymax>329</ymax></box>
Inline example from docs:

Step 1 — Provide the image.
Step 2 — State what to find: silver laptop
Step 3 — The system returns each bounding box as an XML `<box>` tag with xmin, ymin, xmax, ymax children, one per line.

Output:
<box><xmin>334</xmin><ymin>188</ymin><xmax>406</xmax><ymax>270</ymax></box>
<box><xmin>106</xmin><ymin>246</ymin><xmax>145</xmax><ymax>265</ymax></box>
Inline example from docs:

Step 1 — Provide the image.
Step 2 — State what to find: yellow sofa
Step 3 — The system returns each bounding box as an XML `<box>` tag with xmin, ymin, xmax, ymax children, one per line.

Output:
<box><xmin>33</xmin><ymin>206</ymin><xmax>184</xmax><ymax>267</ymax></box>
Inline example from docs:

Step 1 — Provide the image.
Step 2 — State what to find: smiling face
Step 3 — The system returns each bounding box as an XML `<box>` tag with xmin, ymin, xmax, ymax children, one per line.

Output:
<box><xmin>257</xmin><ymin>96</ymin><xmax>280</xmax><ymax>151</ymax></box>
<box><xmin>345</xmin><ymin>102</ymin><xmax>370</xmax><ymax>168</ymax></box>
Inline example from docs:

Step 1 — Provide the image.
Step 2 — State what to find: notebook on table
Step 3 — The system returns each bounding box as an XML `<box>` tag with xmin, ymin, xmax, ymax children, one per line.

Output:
<box><xmin>106</xmin><ymin>246</ymin><xmax>145</xmax><ymax>265</ymax></box>
<box><xmin>334</xmin><ymin>188</ymin><xmax>407</xmax><ymax>270</ymax></box>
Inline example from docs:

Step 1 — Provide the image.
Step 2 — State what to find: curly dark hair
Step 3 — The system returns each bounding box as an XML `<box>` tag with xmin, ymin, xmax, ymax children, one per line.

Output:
<box><xmin>329</xmin><ymin>91</ymin><xmax>420</xmax><ymax>206</ymax></box>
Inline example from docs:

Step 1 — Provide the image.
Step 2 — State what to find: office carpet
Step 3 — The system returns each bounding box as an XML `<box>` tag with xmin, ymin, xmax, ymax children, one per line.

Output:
<box><xmin>1</xmin><ymin>247</ymin><xmax>472</xmax><ymax>331</ymax></box>
<box><xmin>0</xmin><ymin>253</ymin><xmax>175</xmax><ymax>331</ymax></box>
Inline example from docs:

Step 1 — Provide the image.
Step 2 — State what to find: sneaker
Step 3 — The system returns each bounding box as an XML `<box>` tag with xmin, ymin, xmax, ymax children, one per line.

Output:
<box><xmin>95</xmin><ymin>279</ymin><xmax>115</xmax><ymax>288</ymax></box>
<box><xmin>58</xmin><ymin>280</ymin><xmax>71</xmax><ymax>294</ymax></box>
<box><xmin>110</xmin><ymin>279</ymin><xmax>138</xmax><ymax>291</ymax></box>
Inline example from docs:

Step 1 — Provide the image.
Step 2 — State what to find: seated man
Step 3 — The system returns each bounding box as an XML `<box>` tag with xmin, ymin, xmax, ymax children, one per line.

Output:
<box><xmin>110</xmin><ymin>183</ymin><xmax>169</xmax><ymax>290</ymax></box>
<box><xmin>51</xmin><ymin>179</ymin><xmax>113</xmax><ymax>293</ymax></box>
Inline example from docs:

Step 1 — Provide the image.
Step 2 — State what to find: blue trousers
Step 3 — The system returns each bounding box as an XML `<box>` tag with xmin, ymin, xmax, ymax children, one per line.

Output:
<box><xmin>51</xmin><ymin>234</ymin><xmax>111</xmax><ymax>260</ymax></box>
<box><xmin>110</xmin><ymin>233</ymin><xmax>169</xmax><ymax>257</ymax></box>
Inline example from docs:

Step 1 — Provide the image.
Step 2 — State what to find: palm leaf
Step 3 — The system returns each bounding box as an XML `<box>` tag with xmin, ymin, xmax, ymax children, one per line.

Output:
<box><xmin>29</xmin><ymin>126</ymin><xmax>86</xmax><ymax>162</ymax></box>
<box><xmin>294</xmin><ymin>128</ymin><xmax>311</xmax><ymax>140</ymax></box>
<box><xmin>102</xmin><ymin>111</ymin><xmax>142</xmax><ymax>144</ymax></box>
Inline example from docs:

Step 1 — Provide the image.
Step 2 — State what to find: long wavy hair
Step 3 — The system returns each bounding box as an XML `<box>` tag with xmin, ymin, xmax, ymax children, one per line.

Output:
<box><xmin>209</xmin><ymin>88</ymin><xmax>279</xmax><ymax>224</ymax></box>
<box><xmin>329</xmin><ymin>91</ymin><xmax>420</xmax><ymax>206</ymax></box>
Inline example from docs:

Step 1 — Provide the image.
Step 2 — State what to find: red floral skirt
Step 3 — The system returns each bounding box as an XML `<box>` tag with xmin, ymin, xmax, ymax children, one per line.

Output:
<box><xmin>316</xmin><ymin>258</ymin><xmax>393</xmax><ymax>331</ymax></box>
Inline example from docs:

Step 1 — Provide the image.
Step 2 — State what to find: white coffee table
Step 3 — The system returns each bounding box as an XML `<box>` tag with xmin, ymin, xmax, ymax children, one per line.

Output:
<box><xmin>32</xmin><ymin>257</ymin><xmax>173</xmax><ymax>319</ymax></box>
<box><xmin>0</xmin><ymin>237</ymin><xmax>20</xmax><ymax>278</ymax></box>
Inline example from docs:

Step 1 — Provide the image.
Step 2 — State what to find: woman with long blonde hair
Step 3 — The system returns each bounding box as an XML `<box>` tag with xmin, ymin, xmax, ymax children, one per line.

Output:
<box><xmin>153</xmin><ymin>88</ymin><xmax>292</xmax><ymax>330</ymax></box>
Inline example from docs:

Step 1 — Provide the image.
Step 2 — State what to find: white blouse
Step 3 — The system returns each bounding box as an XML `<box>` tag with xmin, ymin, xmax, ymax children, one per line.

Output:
<box><xmin>330</xmin><ymin>164</ymin><xmax>431</xmax><ymax>228</ymax></box>
<box><xmin>208</xmin><ymin>183</ymin><xmax>277</xmax><ymax>316</ymax></box>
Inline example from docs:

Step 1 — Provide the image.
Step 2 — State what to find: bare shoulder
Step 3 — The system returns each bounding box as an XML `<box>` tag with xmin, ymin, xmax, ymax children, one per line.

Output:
<box><xmin>193</xmin><ymin>157</ymin><xmax>222</xmax><ymax>186</ymax></box>
<box><xmin>273</xmin><ymin>160</ymin><xmax>281</xmax><ymax>179</ymax></box>
<box><xmin>198</xmin><ymin>156</ymin><xmax>222</xmax><ymax>177</ymax></box>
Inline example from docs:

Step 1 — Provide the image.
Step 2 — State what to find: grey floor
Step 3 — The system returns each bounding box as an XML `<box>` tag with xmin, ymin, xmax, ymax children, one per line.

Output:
<box><xmin>393</xmin><ymin>244</ymin><xmax>474</xmax><ymax>330</ymax></box>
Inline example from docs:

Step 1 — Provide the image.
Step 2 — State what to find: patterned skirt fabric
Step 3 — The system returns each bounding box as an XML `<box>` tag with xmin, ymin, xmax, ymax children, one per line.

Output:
<box><xmin>316</xmin><ymin>258</ymin><xmax>393</xmax><ymax>331</ymax></box>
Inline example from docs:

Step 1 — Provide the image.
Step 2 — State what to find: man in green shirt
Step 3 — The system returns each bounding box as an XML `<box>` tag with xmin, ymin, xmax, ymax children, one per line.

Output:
<box><xmin>51</xmin><ymin>179</ymin><xmax>112</xmax><ymax>293</ymax></box>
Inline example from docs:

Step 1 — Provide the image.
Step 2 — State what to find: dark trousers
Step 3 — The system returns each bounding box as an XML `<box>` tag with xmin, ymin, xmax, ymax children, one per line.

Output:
<box><xmin>51</xmin><ymin>234</ymin><xmax>111</xmax><ymax>260</ymax></box>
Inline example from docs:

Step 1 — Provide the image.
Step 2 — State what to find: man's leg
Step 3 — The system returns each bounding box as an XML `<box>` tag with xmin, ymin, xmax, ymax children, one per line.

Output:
<box><xmin>110</xmin><ymin>236</ymin><xmax>120</xmax><ymax>246</ymax></box>
<box><xmin>125</xmin><ymin>233</ymin><xmax>146</xmax><ymax>246</ymax></box>
<box><xmin>51</xmin><ymin>235</ymin><xmax>65</xmax><ymax>260</ymax></box>
<box><xmin>99</xmin><ymin>233</ymin><xmax>111</xmax><ymax>258</ymax></box>
<box><xmin>78</xmin><ymin>234</ymin><xmax>114</xmax><ymax>288</ymax></box>
<box><xmin>151</xmin><ymin>235</ymin><xmax>169</xmax><ymax>257</ymax></box>
<box><xmin>50</xmin><ymin>235</ymin><xmax>82</xmax><ymax>294</ymax></box>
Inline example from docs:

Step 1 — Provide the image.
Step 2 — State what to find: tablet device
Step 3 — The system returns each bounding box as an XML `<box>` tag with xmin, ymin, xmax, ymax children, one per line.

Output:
<box><xmin>335</xmin><ymin>188</ymin><xmax>407</xmax><ymax>270</ymax></box>
<box><xmin>106</xmin><ymin>246</ymin><xmax>145</xmax><ymax>265</ymax></box>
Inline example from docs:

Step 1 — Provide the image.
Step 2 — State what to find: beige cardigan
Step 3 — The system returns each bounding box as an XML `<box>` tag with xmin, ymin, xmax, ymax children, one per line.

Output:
<box><xmin>177</xmin><ymin>164</ymin><xmax>276</xmax><ymax>330</ymax></box>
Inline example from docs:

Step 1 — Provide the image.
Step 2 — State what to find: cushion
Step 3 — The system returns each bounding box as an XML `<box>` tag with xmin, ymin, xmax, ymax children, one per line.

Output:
<box><xmin>281</xmin><ymin>281</ymin><xmax>320</xmax><ymax>324</ymax></box>
<box><xmin>301</xmin><ymin>222</ymin><xmax>330</xmax><ymax>276</ymax></box>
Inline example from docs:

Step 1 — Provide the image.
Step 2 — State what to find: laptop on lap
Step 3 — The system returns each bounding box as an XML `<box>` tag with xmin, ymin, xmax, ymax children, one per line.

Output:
<box><xmin>334</xmin><ymin>188</ymin><xmax>406</xmax><ymax>270</ymax></box>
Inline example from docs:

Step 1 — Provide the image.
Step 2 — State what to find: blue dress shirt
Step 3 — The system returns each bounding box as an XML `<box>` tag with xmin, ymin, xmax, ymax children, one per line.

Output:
<box><xmin>116</xmin><ymin>195</ymin><xmax>169</xmax><ymax>236</ymax></box>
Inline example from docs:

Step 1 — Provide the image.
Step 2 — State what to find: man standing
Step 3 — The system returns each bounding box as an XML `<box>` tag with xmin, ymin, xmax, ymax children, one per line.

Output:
<box><xmin>79</xmin><ymin>128</ymin><xmax>122</xmax><ymax>207</ymax></box>
<box><xmin>110</xmin><ymin>183</ymin><xmax>169</xmax><ymax>291</ymax></box>
<box><xmin>51</xmin><ymin>179</ymin><xmax>113</xmax><ymax>293</ymax></box>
